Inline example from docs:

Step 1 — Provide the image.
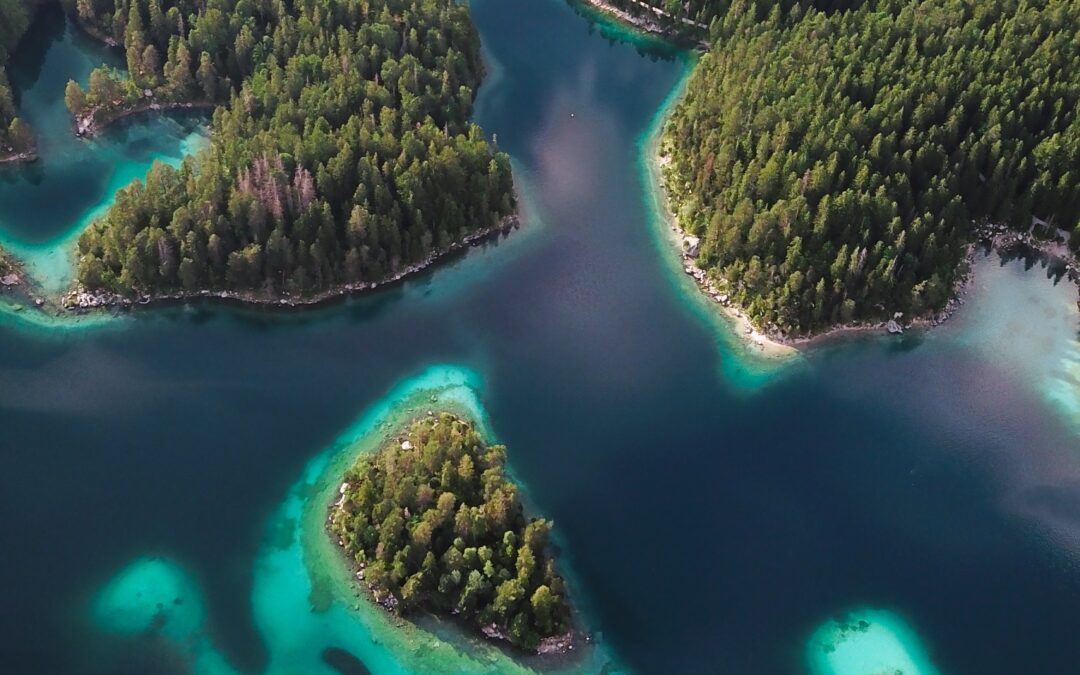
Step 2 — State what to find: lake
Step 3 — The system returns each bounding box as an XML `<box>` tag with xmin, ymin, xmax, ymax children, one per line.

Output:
<box><xmin>0</xmin><ymin>1</ymin><xmax>1078</xmax><ymax>673</ymax></box>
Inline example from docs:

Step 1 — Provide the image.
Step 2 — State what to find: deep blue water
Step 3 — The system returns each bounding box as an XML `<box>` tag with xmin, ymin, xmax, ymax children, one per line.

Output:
<box><xmin>1</xmin><ymin>1</ymin><xmax>1080</xmax><ymax>673</ymax></box>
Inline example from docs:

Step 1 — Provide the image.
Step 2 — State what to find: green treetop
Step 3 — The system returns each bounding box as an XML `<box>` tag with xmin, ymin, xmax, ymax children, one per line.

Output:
<box><xmin>659</xmin><ymin>0</ymin><xmax>1080</xmax><ymax>335</ymax></box>
<box><xmin>72</xmin><ymin>0</ymin><xmax>516</xmax><ymax>299</ymax></box>
<box><xmin>330</xmin><ymin>413</ymin><xmax>573</xmax><ymax>650</ymax></box>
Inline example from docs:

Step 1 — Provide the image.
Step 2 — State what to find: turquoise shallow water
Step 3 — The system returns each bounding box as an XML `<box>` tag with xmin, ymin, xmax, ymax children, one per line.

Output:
<box><xmin>1</xmin><ymin>1</ymin><xmax>1080</xmax><ymax>674</ymax></box>
<box><xmin>806</xmin><ymin>608</ymin><xmax>941</xmax><ymax>675</ymax></box>
<box><xmin>89</xmin><ymin>366</ymin><xmax>616</xmax><ymax>674</ymax></box>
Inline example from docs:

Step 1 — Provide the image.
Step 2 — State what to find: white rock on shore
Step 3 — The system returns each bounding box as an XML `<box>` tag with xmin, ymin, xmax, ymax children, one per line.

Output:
<box><xmin>536</xmin><ymin>631</ymin><xmax>576</xmax><ymax>655</ymax></box>
<box><xmin>481</xmin><ymin>623</ymin><xmax>509</xmax><ymax>641</ymax></box>
<box><xmin>683</xmin><ymin>235</ymin><xmax>700</xmax><ymax>257</ymax></box>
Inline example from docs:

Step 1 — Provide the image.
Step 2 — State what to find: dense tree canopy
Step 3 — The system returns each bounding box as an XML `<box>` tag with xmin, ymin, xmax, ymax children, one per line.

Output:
<box><xmin>0</xmin><ymin>0</ymin><xmax>33</xmax><ymax>63</ymax></box>
<box><xmin>72</xmin><ymin>0</ymin><xmax>515</xmax><ymax>298</ymax></box>
<box><xmin>0</xmin><ymin>0</ymin><xmax>38</xmax><ymax>158</ymax></box>
<box><xmin>662</xmin><ymin>0</ymin><xmax>1080</xmax><ymax>335</ymax></box>
<box><xmin>330</xmin><ymin>414</ymin><xmax>572</xmax><ymax>650</ymax></box>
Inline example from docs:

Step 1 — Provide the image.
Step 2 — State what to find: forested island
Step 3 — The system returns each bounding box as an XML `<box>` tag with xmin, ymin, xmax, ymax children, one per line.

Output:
<box><xmin>595</xmin><ymin>0</ymin><xmax>1080</xmax><ymax>339</ymax></box>
<box><xmin>53</xmin><ymin>0</ymin><xmax>515</xmax><ymax>305</ymax></box>
<box><xmin>329</xmin><ymin>413</ymin><xmax>575</xmax><ymax>654</ymax></box>
<box><xmin>0</xmin><ymin>0</ymin><xmax>39</xmax><ymax>162</ymax></box>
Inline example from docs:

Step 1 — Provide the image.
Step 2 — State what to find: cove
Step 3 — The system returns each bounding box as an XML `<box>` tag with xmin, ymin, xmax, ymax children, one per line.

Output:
<box><xmin>0</xmin><ymin>1</ymin><xmax>1080</xmax><ymax>674</ymax></box>
<box><xmin>0</xmin><ymin>6</ymin><xmax>206</xmax><ymax>294</ymax></box>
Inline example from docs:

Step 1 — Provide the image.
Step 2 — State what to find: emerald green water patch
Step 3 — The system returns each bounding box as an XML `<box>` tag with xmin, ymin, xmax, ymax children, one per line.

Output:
<box><xmin>806</xmin><ymin>608</ymin><xmax>942</xmax><ymax>675</ymax></box>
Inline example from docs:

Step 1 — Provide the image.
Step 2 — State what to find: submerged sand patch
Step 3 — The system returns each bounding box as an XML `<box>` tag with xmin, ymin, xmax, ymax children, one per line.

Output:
<box><xmin>806</xmin><ymin>608</ymin><xmax>941</xmax><ymax>675</ymax></box>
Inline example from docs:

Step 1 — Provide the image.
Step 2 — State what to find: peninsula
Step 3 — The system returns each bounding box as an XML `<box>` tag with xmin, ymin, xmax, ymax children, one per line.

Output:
<box><xmin>37</xmin><ymin>0</ymin><xmax>514</xmax><ymax>308</ymax></box>
<box><xmin>605</xmin><ymin>0</ymin><xmax>1080</xmax><ymax>344</ymax></box>
<box><xmin>328</xmin><ymin>413</ymin><xmax>575</xmax><ymax>654</ymax></box>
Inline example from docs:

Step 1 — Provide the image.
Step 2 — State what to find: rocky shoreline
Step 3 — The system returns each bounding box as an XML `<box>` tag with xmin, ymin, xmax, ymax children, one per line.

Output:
<box><xmin>0</xmin><ymin>255</ymin><xmax>53</xmax><ymax>315</ymax></box>
<box><xmin>0</xmin><ymin>148</ymin><xmax>38</xmax><ymax>165</ymax></box>
<box><xmin>62</xmin><ymin>217</ymin><xmax>518</xmax><ymax>312</ymax></box>
<box><xmin>576</xmin><ymin>0</ymin><xmax>708</xmax><ymax>45</ymax></box>
<box><xmin>649</xmin><ymin>127</ymin><xmax>794</xmax><ymax>357</ymax></box>
<box><xmin>1</xmin><ymin>267</ymin><xmax>51</xmax><ymax>310</ymax></box>
<box><xmin>577</xmin><ymin>0</ymin><xmax>672</xmax><ymax>36</ymax></box>
<box><xmin>68</xmin><ymin>15</ymin><xmax>213</xmax><ymax>139</ymax></box>
<box><xmin>74</xmin><ymin>99</ymin><xmax>214</xmax><ymax>138</ymax></box>
<box><xmin>0</xmin><ymin>268</ymin><xmax>22</xmax><ymax>291</ymax></box>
